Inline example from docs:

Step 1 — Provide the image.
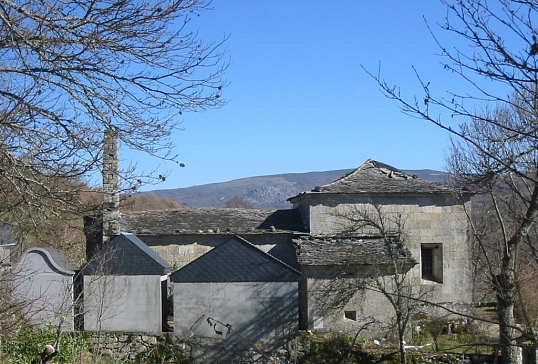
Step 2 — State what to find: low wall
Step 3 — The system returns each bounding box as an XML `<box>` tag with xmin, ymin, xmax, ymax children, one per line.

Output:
<box><xmin>87</xmin><ymin>332</ymin><xmax>536</xmax><ymax>364</ymax></box>
<box><xmin>85</xmin><ymin>333</ymin><xmax>161</xmax><ymax>362</ymax></box>
<box><xmin>85</xmin><ymin>332</ymin><xmax>298</xmax><ymax>363</ymax></box>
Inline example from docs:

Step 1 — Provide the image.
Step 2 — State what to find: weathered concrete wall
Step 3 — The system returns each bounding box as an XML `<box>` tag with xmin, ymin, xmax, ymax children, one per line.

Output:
<box><xmin>84</xmin><ymin>275</ymin><xmax>164</xmax><ymax>334</ymax></box>
<box><xmin>174</xmin><ymin>281</ymin><xmax>299</xmax><ymax>344</ymax></box>
<box><xmin>12</xmin><ymin>251</ymin><xmax>75</xmax><ymax>331</ymax></box>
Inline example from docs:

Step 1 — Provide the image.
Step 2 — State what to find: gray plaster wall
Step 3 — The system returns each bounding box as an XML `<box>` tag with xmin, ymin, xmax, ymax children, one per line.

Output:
<box><xmin>84</xmin><ymin>275</ymin><xmax>164</xmax><ymax>334</ymax></box>
<box><xmin>174</xmin><ymin>281</ymin><xmax>299</xmax><ymax>344</ymax></box>
<box><xmin>12</xmin><ymin>252</ymin><xmax>75</xmax><ymax>331</ymax></box>
<box><xmin>305</xmin><ymin>194</ymin><xmax>473</xmax><ymax>306</ymax></box>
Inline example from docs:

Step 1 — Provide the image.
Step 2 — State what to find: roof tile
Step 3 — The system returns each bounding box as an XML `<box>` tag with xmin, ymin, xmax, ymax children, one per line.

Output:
<box><xmin>290</xmin><ymin>159</ymin><xmax>453</xmax><ymax>199</ymax></box>
<box><xmin>293</xmin><ymin>236</ymin><xmax>417</xmax><ymax>271</ymax></box>
<box><xmin>121</xmin><ymin>208</ymin><xmax>306</xmax><ymax>235</ymax></box>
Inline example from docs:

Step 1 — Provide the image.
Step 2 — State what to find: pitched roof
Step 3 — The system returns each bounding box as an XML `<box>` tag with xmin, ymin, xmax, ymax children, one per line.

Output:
<box><xmin>82</xmin><ymin>233</ymin><xmax>171</xmax><ymax>275</ymax></box>
<box><xmin>170</xmin><ymin>235</ymin><xmax>301</xmax><ymax>283</ymax></box>
<box><xmin>289</xmin><ymin>159</ymin><xmax>453</xmax><ymax>200</ymax></box>
<box><xmin>293</xmin><ymin>236</ymin><xmax>417</xmax><ymax>272</ymax></box>
<box><xmin>120</xmin><ymin>208</ymin><xmax>306</xmax><ymax>235</ymax></box>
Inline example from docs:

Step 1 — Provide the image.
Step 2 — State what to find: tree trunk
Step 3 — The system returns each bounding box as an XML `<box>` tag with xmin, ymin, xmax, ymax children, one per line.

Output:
<box><xmin>496</xmin><ymin>271</ymin><xmax>522</xmax><ymax>364</ymax></box>
<box><xmin>494</xmin><ymin>184</ymin><xmax>538</xmax><ymax>364</ymax></box>
<box><xmin>398</xmin><ymin>320</ymin><xmax>407</xmax><ymax>364</ymax></box>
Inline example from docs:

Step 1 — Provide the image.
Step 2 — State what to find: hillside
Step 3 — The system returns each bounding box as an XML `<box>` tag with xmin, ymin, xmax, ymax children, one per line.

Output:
<box><xmin>147</xmin><ymin>168</ymin><xmax>446</xmax><ymax>209</ymax></box>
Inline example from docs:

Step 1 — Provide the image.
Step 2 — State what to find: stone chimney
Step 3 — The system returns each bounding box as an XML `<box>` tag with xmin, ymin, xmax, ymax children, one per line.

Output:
<box><xmin>85</xmin><ymin>128</ymin><xmax>122</xmax><ymax>261</ymax></box>
<box><xmin>102</xmin><ymin>128</ymin><xmax>121</xmax><ymax>241</ymax></box>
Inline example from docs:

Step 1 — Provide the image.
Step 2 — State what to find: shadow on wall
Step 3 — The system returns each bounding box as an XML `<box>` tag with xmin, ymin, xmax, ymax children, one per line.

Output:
<box><xmin>174</xmin><ymin>281</ymin><xmax>299</xmax><ymax>362</ymax></box>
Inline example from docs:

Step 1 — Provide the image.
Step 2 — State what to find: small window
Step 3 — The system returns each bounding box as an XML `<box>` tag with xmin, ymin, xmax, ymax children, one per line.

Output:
<box><xmin>421</xmin><ymin>244</ymin><xmax>443</xmax><ymax>283</ymax></box>
<box><xmin>344</xmin><ymin>310</ymin><xmax>357</xmax><ymax>321</ymax></box>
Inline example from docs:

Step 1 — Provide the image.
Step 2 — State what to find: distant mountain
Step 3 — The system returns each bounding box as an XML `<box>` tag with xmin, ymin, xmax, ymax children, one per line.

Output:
<box><xmin>147</xmin><ymin>169</ymin><xmax>446</xmax><ymax>209</ymax></box>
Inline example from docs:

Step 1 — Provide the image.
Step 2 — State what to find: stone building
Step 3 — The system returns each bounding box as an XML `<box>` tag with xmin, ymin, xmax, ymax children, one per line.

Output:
<box><xmin>289</xmin><ymin>159</ymin><xmax>473</xmax><ymax>333</ymax></box>
<box><xmin>118</xmin><ymin>159</ymin><xmax>473</xmax><ymax>337</ymax></box>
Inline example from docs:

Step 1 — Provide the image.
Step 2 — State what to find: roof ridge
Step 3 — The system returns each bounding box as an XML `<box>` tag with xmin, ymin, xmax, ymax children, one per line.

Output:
<box><xmin>170</xmin><ymin>235</ymin><xmax>301</xmax><ymax>282</ymax></box>
<box><xmin>314</xmin><ymin>159</ymin><xmax>374</xmax><ymax>191</ymax></box>
<box><xmin>315</xmin><ymin>158</ymin><xmax>413</xmax><ymax>191</ymax></box>
<box><xmin>289</xmin><ymin>159</ymin><xmax>454</xmax><ymax>198</ymax></box>
<box><xmin>231</xmin><ymin>235</ymin><xmax>301</xmax><ymax>275</ymax></box>
<box><xmin>120</xmin><ymin>233</ymin><xmax>171</xmax><ymax>269</ymax></box>
<box><xmin>15</xmin><ymin>247</ymin><xmax>78</xmax><ymax>274</ymax></box>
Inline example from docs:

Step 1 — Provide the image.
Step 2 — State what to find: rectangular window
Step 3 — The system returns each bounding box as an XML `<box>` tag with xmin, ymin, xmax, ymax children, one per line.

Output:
<box><xmin>344</xmin><ymin>311</ymin><xmax>357</xmax><ymax>321</ymax></box>
<box><xmin>421</xmin><ymin>244</ymin><xmax>443</xmax><ymax>283</ymax></box>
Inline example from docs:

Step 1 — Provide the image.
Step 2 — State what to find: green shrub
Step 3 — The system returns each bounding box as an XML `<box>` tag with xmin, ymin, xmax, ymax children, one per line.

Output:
<box><xmin>135</xmin><ymin>338</ymin><xmax>188</xmax><ymax>364</ymax></box>
<box><xmin>2</xmin><ymin>325</ymin><xmax>88</xmax><ymax>364</ymax></box>
<box><xmin>297</xmin><ymin>333</ymin><xmax>378</xmax><ymax>364</ymax></box>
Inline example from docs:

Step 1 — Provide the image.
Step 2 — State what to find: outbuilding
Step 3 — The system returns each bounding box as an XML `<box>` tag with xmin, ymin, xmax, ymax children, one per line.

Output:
<box><xmin>82</xmin><ymin>233</ymin><xmax>171</xmax><ymax>334</ymax></box>
<box><xmin>171</xmin><ymin>235</ymin><xmax>301</xmax><ymax>345</ymax></box>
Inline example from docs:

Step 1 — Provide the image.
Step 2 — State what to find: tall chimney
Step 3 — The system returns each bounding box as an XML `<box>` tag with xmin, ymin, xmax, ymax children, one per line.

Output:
<box><xmin>102</xmin><ymin>128</ymin><xmax>121</xmax><ymax>241</ymax></box>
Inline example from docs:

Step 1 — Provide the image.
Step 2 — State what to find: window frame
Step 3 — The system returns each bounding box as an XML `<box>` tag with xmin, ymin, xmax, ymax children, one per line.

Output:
<box><xmin>421</xmin><ymin>244</ymin><xmax>443</xmax><ymax>283</ymax></box>
<box><xmin>344</xmin><ymin>310</ymin><xmax>357</xmax><ymax>321</ymax></box>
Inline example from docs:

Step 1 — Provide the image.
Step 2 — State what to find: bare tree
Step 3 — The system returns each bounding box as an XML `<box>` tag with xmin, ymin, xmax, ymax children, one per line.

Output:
<box><xmin>368</xmin><ymin>1</ymin><xmax>538</xmax><ymax>362</ymax></box>
<box><xmin>0</xmin><ymin>0</ymin><xmax>227</xmax><ymax>239</ymax></box>
<box><xmin>337</xmin><ymin>204</ymin><xmax>425</xmax><ymax>364</ymax></box>
<box><xmin>121</xmin><ymin>192</ymin><xmax>181</xmax><ymax>212</ymax></box>
<box><xmin>445</xmin><ymin>98</ymin><xmax>538</xmax><ymax>361</ymax></box>
<box><xmin>224</xmin><ymin>196</ymin><xmax>254</xmax><ymax>209</ymax></box>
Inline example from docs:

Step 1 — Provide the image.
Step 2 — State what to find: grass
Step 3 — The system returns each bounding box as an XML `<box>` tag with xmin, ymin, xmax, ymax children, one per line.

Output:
<box><xmin>296</xmin><ymin>328</ymin><xmax>499</xmax><ymax>364</ymax></box>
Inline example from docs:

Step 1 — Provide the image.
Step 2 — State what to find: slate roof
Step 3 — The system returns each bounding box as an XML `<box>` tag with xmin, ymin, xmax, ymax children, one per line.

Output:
<box><xmin>170</xmin><ymin>235</ymin><xmax>301</xmax><ymax>283</ymax></box>
<box><xmin>120</xmin><ymin>208</ymin><xmax>306</xmax><ymax>235</ymax></box>
<box><xmin>293</xmin><ymin>236</ymin><xmax>417</xmax><ymax>271</ymax></box>
<box><xmin>82</xmin><ymin>233</ymin><xmax>172</xmax><ymax>275</ymax></box>
<box><xmin>289</xmin><ymin>159</ymin><xmax>454</xmax><ymax>201</ymax></box>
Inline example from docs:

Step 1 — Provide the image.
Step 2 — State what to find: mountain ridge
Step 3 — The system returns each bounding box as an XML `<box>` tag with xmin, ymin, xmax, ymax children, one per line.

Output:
<box><xmin>146</xmin><ymin>168</ymin><xmax>446</xmax><ymax>209</ymax></box>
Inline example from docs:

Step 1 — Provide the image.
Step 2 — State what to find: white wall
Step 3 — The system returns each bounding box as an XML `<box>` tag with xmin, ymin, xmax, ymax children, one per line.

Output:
<box><xmin>84</xmin><ymin>275</ymin><xmax>163</xmax><ymax>334</ymax></box>
<box><xmin>13</xmin><ymin>252</ymin><xmax>75</xmax><ymax>331</ymax></box>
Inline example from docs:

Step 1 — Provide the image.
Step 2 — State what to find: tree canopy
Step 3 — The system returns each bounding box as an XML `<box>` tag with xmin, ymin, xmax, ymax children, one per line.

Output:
<box><xmin>369</xmin><ymin>1</ymin><xmax>538</xmax><ymax>363</ymax></box>
<box><xmin>0</xmin><ymin>0</ymin><xmax>227</xmax><ymax>236</ymax></box>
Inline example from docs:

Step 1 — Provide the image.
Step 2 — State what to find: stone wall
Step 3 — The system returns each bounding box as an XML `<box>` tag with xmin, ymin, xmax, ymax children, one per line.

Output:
<box><xmin>85</xmin><ymin>332</ymin><xmax>161</xmax><ymax>362</ymax></box>
<box><xmin>87</xmin><ymin>332</ymin><xmax>520</xmax><ymax>364</ymax></box>
<box><xmin>86</xmin><ymin>332</ymin><xmax>295</xmax><ymax>363</ymax></box>
<box><xmin>307</xmin><ymin>194</ymin><xmax>473</xmax><ymax>305</ymax></box>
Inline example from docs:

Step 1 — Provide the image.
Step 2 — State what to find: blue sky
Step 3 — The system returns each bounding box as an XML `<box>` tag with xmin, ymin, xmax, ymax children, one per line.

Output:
<box><xmin>132</xmin><ymin>1</ymin><xmax>485</xmax><ymax>191</ymax></box>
